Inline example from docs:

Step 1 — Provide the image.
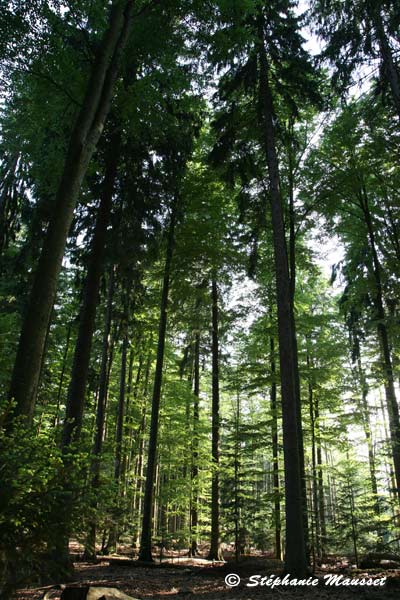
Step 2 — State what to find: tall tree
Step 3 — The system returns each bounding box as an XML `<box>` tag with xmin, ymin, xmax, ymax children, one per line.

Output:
<box><xmin>208</xmin><ymin>0</ymin><xmax>322</xmax><ymax>574</ymax></box>
<box><xmin>138</xmin><ymin>197</ymin><xmax>178</xmax><ymax>562</ymax></box>
<box><xmin>208</xmin><ymin>276</ymin><xmax>223</xmax><ymax>560</ymax></box>
<box><xmin>7</xmin><ymin>0</ymin><xmax>136</xmax><ymax>427</ymax></box>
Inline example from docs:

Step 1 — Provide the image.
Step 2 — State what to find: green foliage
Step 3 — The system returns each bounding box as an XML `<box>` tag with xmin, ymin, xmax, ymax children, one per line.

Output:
<box><xmin>0</xmin><ymin>423</ymin><xmax>63</xmax><ymax>590</ymax></box>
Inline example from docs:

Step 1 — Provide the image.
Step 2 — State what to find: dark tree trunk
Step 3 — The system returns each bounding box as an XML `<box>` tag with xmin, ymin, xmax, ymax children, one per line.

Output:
<box><xmin>307</xmin><ymin>343</ymin><xmax>320</xmax><ymax>564</ymax></box>
<box><xmin>315</xmin><ymin>404</ymin><xmax>326</xmax><ymax>554</ymax></box>
<box><xmin>258</xmin><ymin>21</ymin><xmax>307</xmax><ymax>576</ymax></box>
<box><xmin>107</xmin><ymin>331</ymin><xmax>129</xmax><ymax>552</ymax></box>
<box><xmin>7</xmin><ymin>0</ymin><xmax>134</xmax><ymax>427</ymax></box>
<box><xmin>346</xmin><ymin>458</ymin><xmax>359</xmax><ymax>568</ymax></box>
<box><xmin>270</xmin><ymin>335</ymin><xmax>281</xmax><ymax>560</ymax></box>
<box><xmin>190</xmin><ymin>331</ymin><xmax>200</xmax><ymax>557</ymax></box>
<box><xmin>121</xmin><ymin>346</ymin><xmax>136</xmax><ymax>490</ymax></box>
<box><xmin>0</xmin><ymin>153</ymin><xmax>19</xmax><ymax>254</ymax></box>
<box><xmin>288</xmin><ymin>141</ymin><xmax>309</xmax><ymax>561</ymax></box>
<box><xmin>138</xmin><ymin>204</ymin><xmax>177</xmax><ymax>562</ymax></box>
<box><xmin>233</xmin><ymin>387</ymin><xmax>240</xmax><ymax>563</ymax></box>
<box><xmin>85</xmin><ymin>268</ymin><xmax>115</xmax><ymax>559</ymax></box>
<box><xmin>61</xmin><ymin>132</ymin><xmax>121</xmax><ymax>450</ymax></box>
<box><xmin>115</xmin><ymin>333</ymin><xmax>128</xmax><ymax>483</ymax></box>
<box><xmin>208</xmin><ymin>277</ymin><xmax>223</xmax><ymax>561</ymax></box>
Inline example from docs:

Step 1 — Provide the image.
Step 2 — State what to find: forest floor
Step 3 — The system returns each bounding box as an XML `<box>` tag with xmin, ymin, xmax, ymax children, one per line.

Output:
<box><xmin>13</xmin><ymin>546</ymin><xmax>400</xmax><ymax>600</ymax></box>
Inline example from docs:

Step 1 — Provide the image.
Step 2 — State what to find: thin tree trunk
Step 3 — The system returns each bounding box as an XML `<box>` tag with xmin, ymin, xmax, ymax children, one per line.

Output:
<box><xmin>138</xmin><ymin>204</ymin><xmax>177</xmax><ymax>562</ymax></box>
<box><xmin>7</xmin><ymin>0</ymin><xmax>134</xmax><ymax>427</ymax></box>
<box><xmin>121</xmin><ymin>346</ymin><xmax>137</xmax><ymax>494</ymax></box>
<box><xmin>233</xmin><ymin>386</ymin><xmax>240</xmax><ymax>563</ymax></box>
<box><xmin>107</xmin><ymin>331</ymin><xmax>129</xmax><ymax>552</ymax></box>
<box><xmin>190</xmin><ymin>331</ymin><xmax>200</xmax><ymax>557</ymax></box>
<box><xmin>207</xmin><ymin>277</ymin><xmax>223</xmax><ymax>561</ymax></box>
<box><xmin>53</xmin><ymin>320</ymin><xmax>73</xmax><ymax>428</ymax></box>
<box><xmin>314</xmin><ymin>398</ymin><xmax>326</xmax><ymax>555</ymax></box>
<box><xmin>346</xmin><ymin>458</ymin><xmax>359</xmax><ymax>568</ymax></box>
<box><xmin>85</xmin><ymin>267</ymin><xmax>115</xmax><ymax>559</ymax></box>
<box><xmin>115</xmin><ymin>334</ymin><xmax>128</xmax><ymax>483</ymax></box>
<box><xmin>258</xmin><ymin>19</ymin><xmax>307</xmax><ymax>576</ymax></box>
<box><xmin>307</xmin><ymin>343</ymin><xmax>320</xmax><ymax>561</ymax></box>
<box><xmin>270</xmin><ymin>335</ymin><xmax>281</xmax><ymax>560</ymax></box>
<box><xmin>0</xmin><ymin>153</ymin><xmax>19</xmax><ymax>253</ymax></box>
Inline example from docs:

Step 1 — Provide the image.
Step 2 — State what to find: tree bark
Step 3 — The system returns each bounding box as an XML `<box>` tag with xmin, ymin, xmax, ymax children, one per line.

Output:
<box><xmin>314</xmin><ymin>398</ymin><xmax>326</xmax><ymax>555</ymax></box>
<box><xmin>307</xmin><ymin>343</ymin><xmax>320</xmax><ymax>562</ymax></box>
<box><xmin>288</xmin><ymin>137</ymin><xmax>309</xmax><ymax>561</ymax></box>
<box><xmin>207</xmin><ymin>277</ymin><xmax>223</xmax><ymax>561</ymax></box>
<box><xmin>0</xmin><ymin>153</ymin><xmax>19</xmax><ymax>253</ymax></box>
<box><xmin>107</xmin><ymin>331</ymin><xmax>129</xmax><ymax>552</ymax></box>
<box><xmin>7</xmin><ymin>0</ymin><xmax>134</xmax><ymax>427</ymax></box>
<box><xmin>258</xmin><ymin>21</ymin><xmax>307</xmax><ymax>576</ymax></box>
<box><xmin>233</xmin><ymin>386</ymin><xmax>240</xmax><ymax>563</ymax></box>
<box><xmin>138</xmin><ymin>203</ymin><xmax>177</xmax><ymax>562</ymax></box>
<box><xmin>190</xmin><ymin>330</ymin><xmax>200</xmax><ymax>557</ymax></box>
<box><xmin>270</xmin><ymin>335</ymin><xmax>281</xmax><ymax>560</ymax></box>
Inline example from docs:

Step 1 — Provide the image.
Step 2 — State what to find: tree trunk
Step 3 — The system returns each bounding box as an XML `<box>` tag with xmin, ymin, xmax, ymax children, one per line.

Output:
<box><xmin>115</xmin><ymin>333</ymin><xmax>128</xmax><ymax>483</ymax></box>
<box><xmin>121</xmin><ymin>347</ymin><xmax>137</xmax><ymax>494</ymax></box>
<box><xmin>7</xmin><ymin>0</ymin><xmax>134</xmax><ymax>427</ymax></box>
<box><xmin>208</xmin><ymin>277</ymin><xmax>223</xmax><ymax>561</ymax></box>
<box><xmin>85</xmin><ymin>267</ymin><xmax>115</xmax><ymax>559</ymax></box>
<box><xmin>307</xmin><ymin>343</ymin><xmax>320</xmax><ymax>562</ymax></box>
<box><xmin>138</xmin><ymin>204</ymin><xmax>177</xmax><ymax>562</ymax></box>
<box><xmin>314</xmin><ymin>398</ymin><xmax>326</xmax><ymax>555</ymax></box>
<box><xmin>270</xmin><ymin>334</ymin><xmax>281</xmax><ymax>560</ymax></box>
<box><xmin>233</xmin><ymin>386</ymin><xmax>240</xmax><ymax>563</ymax></box>
<box><xmin>258</xmin><ymin>21</ymin><xmax>307</xmax><ymax>576</ymax></box>
<box><xmin>107</xmin><ymin>331</ymin><xmax>129</xmax><ymax>553</ymax></box>
<box><xmin>288</xmin><ymin>140</ymin><xmax>309</xmax><ymax>561</ymax></box>
<box><xmin>0</xmin><ymin>153</ymin><xmax>19</xmax><ymax>254</ymax></box>
<box><xmin>61</xmin><ymin>132</ymin><xmax>121</xmax><ymax>450</ymax></box>
<box><xmin>190</xmin><ymin>331</ymin><xmax>200</xmax><ymax>557</ymax></box>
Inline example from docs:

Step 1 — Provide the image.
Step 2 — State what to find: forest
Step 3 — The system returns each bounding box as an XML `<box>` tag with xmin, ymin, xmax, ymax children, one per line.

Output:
<box><xmin>0</xmin><ymin>0</ymin><xmax>400</xmax><ymax>598</ymax></box>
